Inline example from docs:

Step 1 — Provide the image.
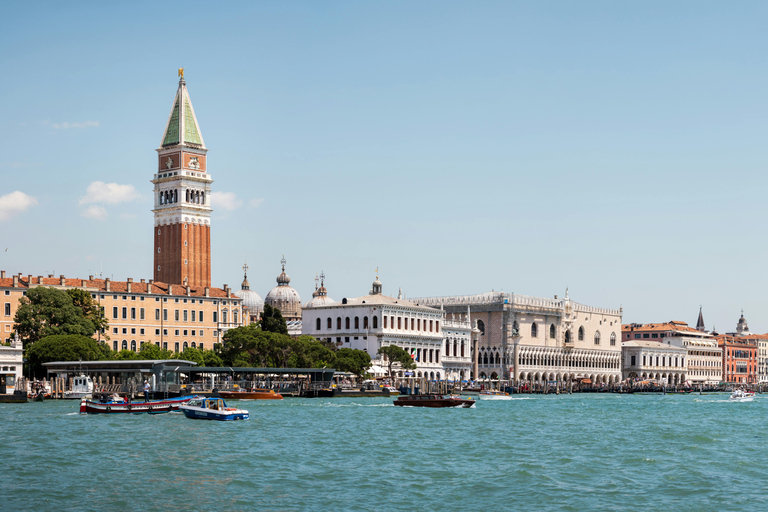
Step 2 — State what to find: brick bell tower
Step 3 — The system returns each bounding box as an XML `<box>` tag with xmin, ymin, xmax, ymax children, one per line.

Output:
<box><xmin>152</xmin><ymin>69</ymin><xmax>212</xmax><ymax>288</ymax></box>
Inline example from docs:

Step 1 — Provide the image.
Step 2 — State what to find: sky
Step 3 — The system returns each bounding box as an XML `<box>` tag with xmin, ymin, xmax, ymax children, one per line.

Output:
<box><xmin>0</xmin><ymin>1</ymin><xmax>766</xmax><ymax>333</ymax></box>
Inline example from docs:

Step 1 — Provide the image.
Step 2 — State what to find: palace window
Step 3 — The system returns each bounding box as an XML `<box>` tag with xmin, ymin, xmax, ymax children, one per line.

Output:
<box><xmin>373</xmin><ymin>316</ymin><xmax>378</xmax><ymax>329</ymax></box>
<box><xmin>610</xmin><ymin>332</ymin><xmax>616</xmax><ymax>346</ymax></box>
<box><xmin>594</xmin><ymin>332</ymin><xmax>600</xmax><ymax>345</ymax></box>
<box><xmin>578</xmin><ymin>326</ymin><xmax>584</xmax><ymax>341</ymax></box>
<box><xmin>531</xmin><ymin>323</ymin><xmax>538</xmax><ymax>338</ymax></box>
<box><xmin>550</xmin><ymin>324</ymin><xmax>556</xmax><ymax>339</ymax></box>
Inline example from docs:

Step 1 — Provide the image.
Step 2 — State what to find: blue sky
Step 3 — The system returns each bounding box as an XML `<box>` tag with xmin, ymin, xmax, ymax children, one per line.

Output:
<box><xmin>1</xmin><ymin>1</ymin><xmax>766</xmax><ymax>333</ymax></box>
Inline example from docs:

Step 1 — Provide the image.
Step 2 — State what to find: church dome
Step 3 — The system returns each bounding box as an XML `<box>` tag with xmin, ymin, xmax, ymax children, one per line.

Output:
<box><xmin>304</xmin><ymin>272</ymin><xmax>335</xmax><ymax>308</ymax></box>
<box><xmin>265</xmin><ymin>257</ymin><xmax>302</xmax><ymax>321</ymax></box>
<box><xmin>233</xmin><ymin>265</ymin><xmax>264</xmax><ymax>320</ymax></box>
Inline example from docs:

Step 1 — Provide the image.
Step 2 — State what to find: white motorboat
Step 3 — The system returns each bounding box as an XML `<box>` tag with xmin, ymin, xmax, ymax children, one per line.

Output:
<box><xmin>477</xmin><ymin>390</ymin><xmax>513</xmax><ymax>401</ymax></box>
<box><xmin>63</xmin><ymin>374</ymin><xmax>94</xmax><ymax>400</ymax></box>
<box><xmin>180</xmin><ymin>397</ymin><xmax>249</xmax><ymax>421</ymax></box>
<box><xmin>729</xmin><ymin>389</ymin><xmax>755</xmax><ymax>402</ymax></box>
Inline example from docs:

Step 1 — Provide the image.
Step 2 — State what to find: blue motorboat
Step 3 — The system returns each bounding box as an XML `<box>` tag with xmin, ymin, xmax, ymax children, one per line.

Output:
<box><xmin>179</xmin><ymin>396</ymin><xmax>249</xmax><ymax>421</ymax></box>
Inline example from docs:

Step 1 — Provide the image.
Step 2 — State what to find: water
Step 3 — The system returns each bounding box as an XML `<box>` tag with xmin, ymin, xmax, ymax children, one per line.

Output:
<box><xmin>1</xmin><ymin>393</ymin><xmax>764</xmax><ymax>511</ymax></box>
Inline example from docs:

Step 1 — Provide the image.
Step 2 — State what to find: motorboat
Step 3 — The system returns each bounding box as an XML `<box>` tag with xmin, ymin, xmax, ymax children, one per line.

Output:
<box><xmin>383</xmin><ymin>386</ymin><xmax>400</xmax><ymax>395</ymax></box>
<box><xmin>393</xmin><ymin>394</ymin><xmax>475</xmax><ymax>408</ymax></box>
<box><xmin>729</xmin><ymin>389</ymin><xmax>755</xmax><ymax>402</ymax></box>
<box><xmin>180</xmin><ymin>396</ymin><xmax>249</xmax><ymax>420</ymax></box>
<box><xmin>217</xmin><ymin>388</ymin><xmax>283</xmax><ymax>400</ymax></box>
<box><xmin>477</xmin><ymin>389</ymin><xmax>513</xmax><ymax>400</ymax></box>
<box><xmin>63</xmin><ymin>374</ymin><xmax>94</xmax><ymax>400</ymax></box>
<box><xmin>79</xmin><ymin>393</ymin><xmax>194</xmax><ymax>414</ymax></box>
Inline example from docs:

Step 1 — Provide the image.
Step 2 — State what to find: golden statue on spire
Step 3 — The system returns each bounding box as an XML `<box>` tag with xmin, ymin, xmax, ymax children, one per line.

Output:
<box><xmin>178</xmin><ymin>67</ymin><xmax>185</xmax><ymax>78</ymax></box>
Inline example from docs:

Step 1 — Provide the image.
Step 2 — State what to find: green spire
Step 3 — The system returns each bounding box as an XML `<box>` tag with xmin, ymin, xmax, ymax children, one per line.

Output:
<box><xmin>160</xmin><ymin>77</ymin><xmax>206</xmax><ymax>149</ymax></box>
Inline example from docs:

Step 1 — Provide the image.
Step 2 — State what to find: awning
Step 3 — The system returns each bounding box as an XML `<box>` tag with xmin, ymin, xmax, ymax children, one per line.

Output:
<box><xmin>368</xmin><ymin>365</ymin><xmax>386</xmax><ymax>376</ymax></box>
<box><xmin>581</xmin><ymin>378</ymin><xmax>592</xmax><ymax>384</ymax></box>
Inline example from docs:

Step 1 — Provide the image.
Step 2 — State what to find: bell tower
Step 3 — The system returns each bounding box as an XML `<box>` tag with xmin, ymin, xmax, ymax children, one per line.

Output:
<box><xmin>152</xmin><ymin>69</ymin><xmax>212</xmax><ymax>288</ymax></box>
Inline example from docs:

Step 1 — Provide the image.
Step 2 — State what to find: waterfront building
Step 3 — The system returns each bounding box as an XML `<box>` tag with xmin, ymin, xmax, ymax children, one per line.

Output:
<box><xmin>621</xmin><ymin>340</ymin><xmax>688</xmax><ymax>385</ymax></box>
<box><xmin>0</xmin><ymin>271</ymin><xmax>243</xmax><ymax>352</ymax></box>
<box><xmin>622</xmin><ymin>321</ymin><xmax>721</xmax><ymax>385</ymax></box>
<box><xmin>410</xmin><ymin>289</ymin><xmax>622</xmax><ymax>385</ymax></box>
<box><xmin>234</xmin><ymin>263</ymin><xmax>264</xmax><ymax>323</ymax></box>
<box><xmin>153</xmin><ymin>71</ymin><xmax>213</xmax><ymax>288</ymax></box>
<box><xmin>440</xmin><ymin>311</ymin><xmax>473</xmax><ymax>382</ymax></box>
<box><xmin>750</xmin><ymin>334</ymin><xmax>768</xmax><ymax>384</ymax></box>
<box><xmin>716</xmin><ymin>334</ymin><xmax>758</xmax><ymax>384</ymax></box>
<box><xmin>0</xmin><ymin>334</ymin><xmax>23</xmax><ymax>393</ymax></box>
<box><xmin>301</xmin><ymin>276</ymin><xmax>446</xmax><ymax>379</ymax></box>
<box><xmin>264</xmin><ymin>257</ymin><xmax>302</xmax><ymax>322</ymax></box>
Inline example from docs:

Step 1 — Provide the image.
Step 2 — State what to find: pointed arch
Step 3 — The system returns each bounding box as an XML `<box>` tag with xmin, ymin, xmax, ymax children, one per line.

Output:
<box><xmin>578</xmin><ymin>326</ymin><xmax>584</xmax><ymax>341</ymax></box>
<box><xmin>531</xmin><ymin>322</ymin><xmax>538</xmax><ymax>338</ymax></box>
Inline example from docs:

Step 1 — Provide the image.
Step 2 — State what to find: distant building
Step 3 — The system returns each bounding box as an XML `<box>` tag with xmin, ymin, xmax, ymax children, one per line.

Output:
<box><xmin>411</xmin><ymin>289</ymin><xmax>622</xmax><ymax>385</ymax></box>
<box><xmin>716</xmin><ymin>334</ymin><xmax>757</xmax><ymax>384</ymax></box>
<box><xmin>0</xmin><ymin>335</ymin><xmax>23</xmax><ymax>394</ymax></box>
<box><xmin>301</xmin><ymin>276</ymin><xmax>446</xmax><ymax>379</ymax></box>
<box><xmin>0</xmin><ymin>272</ymin><xmax>244</xmax><ymax>352</ymax></box>
<box><xmin>264</xmin><ymin>257</ymin><xmax>302</xmax><ymax>322</ymax></box>
<box><xmin>234</xmin><ymin>263</ymin><xmax>264</xmax><ymax>323</ymax></box>
<box><xmin>622</xmin><ymin>321</ymin><xmax>721</xmax><ymax>385</ymax></box>
<box><xmin>622</xmin><ymin>339</ymin><xmax>687</xmax><ymax>385</ymax></box>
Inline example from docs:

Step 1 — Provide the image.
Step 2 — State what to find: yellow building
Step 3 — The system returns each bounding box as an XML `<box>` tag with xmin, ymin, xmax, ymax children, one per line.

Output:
<box><xmin>1</xmin><ymin>271</ymin><xmax>244</xmax><ymax>352</ymax></box>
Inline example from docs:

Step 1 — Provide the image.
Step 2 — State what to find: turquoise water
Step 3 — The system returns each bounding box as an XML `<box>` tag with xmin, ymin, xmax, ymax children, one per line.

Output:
<box><xmin>1</xmin><ymin>393</ymin><xmax>765</xmax><ymax>511</ymax></box>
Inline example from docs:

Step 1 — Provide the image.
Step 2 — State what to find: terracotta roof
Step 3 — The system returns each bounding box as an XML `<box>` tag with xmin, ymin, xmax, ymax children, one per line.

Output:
<box><xmin>622</xmin><ymin>321</ymin><xmax>700</xmax><ymax>333</ymax></box>
<box><xmin>0</xmin><ymin>274</ymin><xmax>235</xmax><ymax>299</ymax></box>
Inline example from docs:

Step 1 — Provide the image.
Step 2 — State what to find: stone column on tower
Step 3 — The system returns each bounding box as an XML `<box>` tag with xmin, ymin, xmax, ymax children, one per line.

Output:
<box><xmin>151</xmin><ymin>70</ymin><xmax>213</xmax><ymax>288</ymax></box>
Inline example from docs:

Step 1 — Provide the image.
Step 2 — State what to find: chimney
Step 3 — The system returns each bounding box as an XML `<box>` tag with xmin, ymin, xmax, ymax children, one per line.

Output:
<box><xmin>38</xmin><ymin>276</ymin><xmax>43</xmax><ymax>284</ymax></box>
<box><xmin>105</xmin><ymin>278</ymin><xmax>111</xmax><ymax>292</ymax></box>
<box><xmin>81</xmin><ymin>280</ymin><xmax>87</xmax><ymax>287</ymax></box>
<box><xmin>89</xmin><ymin>275</ymin><xmax>94</xmax><ymax>280</ymax></box>
<box><xmin>149</xmin><ymin>279</ymin><xmax>154</xmax><ymax>286</ymax></box>
<box><xmin>28</xmin><ymin>275</ymin><xmax>32</xmax><ymax>284</ymax></box>
<box><xmin>48</xmin><ymin>274</ymin><xmax>53</xmax><ymax>278</ymax></box>
<box><xmin>127</xmin><ymin>278</ymin><xmax>133</xmax><ymax>293</ymax></box>
<box><xmin>0</xmin><ymin>270</ymin><xmax>5</xmax><ymax>279</ymax></box>
<box><xmin>168</xmin><ymin>284</ymin><xmax>173</xmax><ymax>296</ymax></box>
<box><xmin>140</xmin><ymin>279</ymin><xmax>145</xmax><ymax>283</ymax></box>
<box><xmin>224</xmin><ymin>284</ymin><xmax>229</xmax><ymax>297</ymax></box>
<box><xmin>60</xmin><ymin>275</ymin><xmax>65</xmax><ymax>286</ymax></box>
<box><xmin>186</xmin><ymin>286</ymin><xmax>190</xmax><ymax>296</ymax></box>
<box><xmin>204</xmin><ymin>287</ymin><xmax>210</xmax><ymax>297</ymax></box>
<box><xmin>12</xmin><ymin>275</ymin><xmax>18</xmax><ymax>287</ymax></box>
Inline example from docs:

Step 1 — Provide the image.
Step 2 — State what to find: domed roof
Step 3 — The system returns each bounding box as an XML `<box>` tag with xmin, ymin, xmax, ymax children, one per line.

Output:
<box><xmin>233</xmin><ymin>264</ymin><xmax>264</xmax><ymax>315</ymax></box>
<box><xmin>304</xmin><ymin>272</ymin><xmax>335</xmax><ymax>308</ymax></box>
<box><xmin>265</xmin><ymin>256</ymin><xmax>302</xmax><ymax>321</ymax></box>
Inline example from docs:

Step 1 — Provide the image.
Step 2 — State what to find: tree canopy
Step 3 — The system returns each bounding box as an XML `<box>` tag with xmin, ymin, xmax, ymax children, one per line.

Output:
<box><xmin>259</xmin><ymin>303</ymin><xmax>288</xmax><ymax>334</ymax></box>
<box><xmin>26</xmin><ymin>334</ymin><xmax>110</xmax><ymax>378</ymax></box>
<box><xmin>14</xmin><ymin>287</ymin><xmax>100</xmax><ymax>347</ymax></box>
<box><xmin>378</xmin><ymin>345</ymin><xmax>416</xmax><ymax>377</ymax></box>
<box><xmin>219</xmin><ymin>325</ymin><xmax>371</xmax><ymax>375</ymax></box>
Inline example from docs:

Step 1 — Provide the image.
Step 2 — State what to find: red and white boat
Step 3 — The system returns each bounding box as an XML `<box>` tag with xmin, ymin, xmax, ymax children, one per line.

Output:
<box><xmin>79</xmin><ymin>394</ymin><xmax>195</xmax><ymax>414</ymax></box>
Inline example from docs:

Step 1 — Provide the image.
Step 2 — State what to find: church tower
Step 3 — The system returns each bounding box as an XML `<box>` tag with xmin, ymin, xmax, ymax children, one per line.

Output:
<box><xmin>152</xmin><ymin>69</ymin><xmax>212</xmax><ymax>288</ymax></box>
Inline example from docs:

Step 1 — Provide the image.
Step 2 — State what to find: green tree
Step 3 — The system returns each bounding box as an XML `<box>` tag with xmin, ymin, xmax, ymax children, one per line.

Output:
<box><xmin>259</xmin><ymin>303</ymin><xmax>288</xmax><ymax>334</ymax></box>
<box><xmin>26</xmin><ymin>334</ymin><xmax>106</xmax><ymax>378</ymax></box>
<box><xmin>180</xmin><ymin>347</ymin><xmax>205</xmax><ymax>366</ymax></box>
<box><xmin>13</xmin><ymin>287</ymin><xmax>97</xmax><ymax>347</ymax></box>
<box><xmin>138</xmin><ymin>343</ymin><xmax>174</xmax><ymax>360</ymax></box>
<box><xmin>66</xmin><ymin>288</ymin><xmax>110</xmax><ymax>340</ymax></box>
<box><xmin>202</xmin><ymin>349</ymin><xmax>223</xmax><ymax>367</ymax></box>
<box><xmin>114</xmin><ymin>349</ymin><xmax>140</xmax><ymax>361</ymax></box>
<box><xmin>334</xmin><ymin>347</ymin><xmax>372</xmax><ymax>377</ymax></box>
<box><xmin>378</xmin><ymin>345</ymin><xmax>416</xmax><ymax>377</ymax></box>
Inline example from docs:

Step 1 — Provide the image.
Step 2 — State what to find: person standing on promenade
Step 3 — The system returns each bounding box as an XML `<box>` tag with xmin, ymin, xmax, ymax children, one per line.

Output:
<box><xmin>143</xmin><ymin>380</ymin><xmax>150</xmax><ymax>402</ymax></box>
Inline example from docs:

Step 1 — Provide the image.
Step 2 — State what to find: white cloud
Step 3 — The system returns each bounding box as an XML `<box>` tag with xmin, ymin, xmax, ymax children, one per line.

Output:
<box><xmin>81</xmin><ymin>205</ymin><xmax>107</xmax><ymax>220</ymax></box>
<box><xmin>249</xmin><ymin>198</ymin><xmax>264</xmax><ymax>209</ymax></box>
<box><xmin>0</xmin><ymin>191</ymin><xmax>38</xmax><ymax>221</ymax></box>
<box><xmin>211</xmin><ymin>191</ymin><xmax>242</xmax><ymax>211</ymax></box>
<box><xmin>80</xmin><ymin>181</ymin><xmax>140</xmax><ymax>205</ymax></box>
<box><xmin>51</xmin><ymin>120</ymin><xmax>100</xmax><ymax>130</ymax></box>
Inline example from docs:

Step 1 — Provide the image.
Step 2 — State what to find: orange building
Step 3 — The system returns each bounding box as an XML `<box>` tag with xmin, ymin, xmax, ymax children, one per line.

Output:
<box><xmin>716</xmin><ymin>334</ymin><xmax>758</xmax><ymax>384</ymax></box>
